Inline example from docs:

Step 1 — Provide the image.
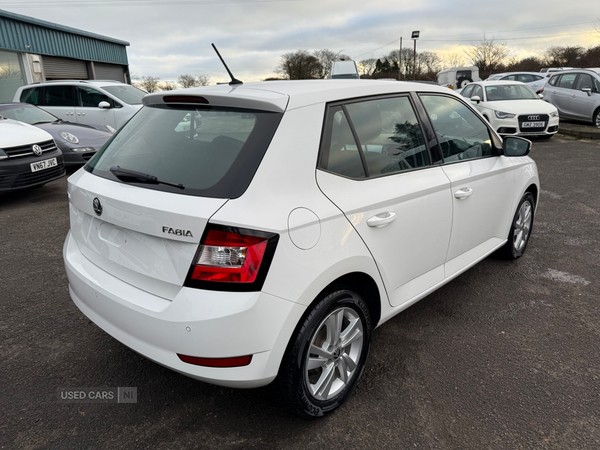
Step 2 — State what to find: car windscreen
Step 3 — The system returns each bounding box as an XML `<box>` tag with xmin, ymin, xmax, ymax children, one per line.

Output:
<box><xmin>0</xmin><ymin>104</ymin><xmax>57</xmax><ymax>124</ymax></box>
<box><xmin>101</xmin><ymin>85</ymin><xmax>147</xmax><ymax>105</ymax></box>
<box><xmin>484</xmin><ymin>84</ymin><xmax>538</xmax><ymax>101</ymax></box>
<box><xmin>85</xmin><ymin>104</ymin><xmax>283</xmax><ymax>198</ymax></box>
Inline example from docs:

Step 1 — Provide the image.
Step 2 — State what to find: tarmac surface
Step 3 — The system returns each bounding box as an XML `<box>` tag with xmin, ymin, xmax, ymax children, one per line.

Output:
<box><xmin>1</xmin><ymin>134</ymin><xmax>599</xmax><ymax>449</ymax></box>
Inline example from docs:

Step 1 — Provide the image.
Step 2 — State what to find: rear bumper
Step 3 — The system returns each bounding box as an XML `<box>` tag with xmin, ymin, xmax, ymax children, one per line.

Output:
<box><xmin>64</xmin><ymin>231</ymin><xmax>305</xmax><ymax>388</ymax></box>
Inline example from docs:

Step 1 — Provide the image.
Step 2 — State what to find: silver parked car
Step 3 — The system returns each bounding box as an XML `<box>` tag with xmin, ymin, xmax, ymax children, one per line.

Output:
<box><xmin>542</xmin><ymin>68</ymin><xmax>600</xmax><ymax>127</ymax></box>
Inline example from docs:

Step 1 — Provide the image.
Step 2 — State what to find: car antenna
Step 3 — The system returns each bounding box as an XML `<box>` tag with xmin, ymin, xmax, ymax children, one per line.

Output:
<box><xmin>211</xmin><ymin>43</ymin><xmax>243</xmax><ymax>85</ymax></box>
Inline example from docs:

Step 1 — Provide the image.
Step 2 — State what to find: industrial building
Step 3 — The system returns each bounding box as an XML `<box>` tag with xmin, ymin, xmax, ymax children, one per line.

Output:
<box><xmin>0</xmin><ymin>9</ymin><xmax>131</xmax><ymax>102</ymax></box>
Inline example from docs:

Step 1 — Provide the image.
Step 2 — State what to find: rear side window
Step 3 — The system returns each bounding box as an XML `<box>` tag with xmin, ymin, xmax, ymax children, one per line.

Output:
<box><xmin>20</xmin><ymin>88</ymin><xmax>41</xmax><ymax>105</ymax></box>
<box><xmin>319</xmin><ymin>96</ymin><xmax>430</xmax><ymax>179</ymax></box>
<box><xmin>86</xmin><ymin>105</ymin><xmax>283</xmax><ymax>198</ymax></box>
<box><xmin>44</xmin><ymin>86</ymin><xmax>77</xmax><ymax>107</ymax></box>
<box><xmin>518</xmin><ymin>74</ymin><xmax>534</xmax><ymax>83</ymax></box>
<box><xmin>557</xmin><ymin>74</ymin><xmax>577</xmax><ymax>89</ymax></box>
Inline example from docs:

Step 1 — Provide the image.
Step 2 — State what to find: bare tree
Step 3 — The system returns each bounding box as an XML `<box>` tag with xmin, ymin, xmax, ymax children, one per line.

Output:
<box><xmin>178</xmin><ymin>74</ymin><xmax>197</xmax><ymax>88</ymax></box>
<box><xmin>196</xmin><ymin>74</ymin><xmax>210</xmax><ymax>86</ymax></box>
<box><xmin>135</xmin><ymin>76</ymin><xmax>161</xmax><ymax>93</ymax></box>
<box><xmin>418</xmin><ymin>51</ymin><xmax>442</xmax><ymax>74</ymax></box>
<box><xmin>544</xmin><ymin>46</ymin><xmax>584</xmax><ymax>67</ymax></box>
<box><xmin>177</xmin><ymin>73</ymin><xmax>211</xmax><ymax>88</ymax></box>
<box><xmin>465</xmin><ymin>36</ymin><xmax>508</xmax><ymax>75</ymax></box>
<box><xmin>313</xmin><ymin>49</ymin><xmax>344</xmax><ymax>78</ymax></box>
<box><xmin>358</xmin><ymin>58</ymin><xmax>377</xmax><ymax>76</ymax></box>
<box><xmin>276</xmin><ymin>50</ymin><xmax>322</xmax><ymax>80</ymax></box>
<box><xmin>161</xmin><ymin>82</ymin><xmax>177</xmax><ymax>91</ymax></box>
<box><xmin>444</xmin><ymin>51</ymin><xmax>466</xmax><ymax>68</ymax></box>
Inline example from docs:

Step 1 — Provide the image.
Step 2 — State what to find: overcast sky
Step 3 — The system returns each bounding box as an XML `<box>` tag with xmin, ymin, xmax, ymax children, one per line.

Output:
<box><xmin>2</xmin><ymin>0</ymin><xmax>599</xmax><ymax>83</ymax></box>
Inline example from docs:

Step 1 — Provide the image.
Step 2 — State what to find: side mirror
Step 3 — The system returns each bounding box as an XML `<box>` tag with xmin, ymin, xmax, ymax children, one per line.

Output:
<box><xmin>98</xmin><ymin>101</ymin><xmax>111</xmax><ymax>109</ymax></box>
<box><xmin>582</xmin><ymin>87</ymin><xmax>592</xmax><ymax>96</ymax></box>
<box><xmin>538</xmin><ymin>93</ymin><xmax>544</xmax><ymax>99</ymax></box>
<box><xmin>470</xmin><ymin>95</ymin><xmax>481</xmax><ymax>104</ymax></box>
<box><xmin>503</xmin><ymin>136</ymin><xmax>531</xmax><ymax>157</ymax></box>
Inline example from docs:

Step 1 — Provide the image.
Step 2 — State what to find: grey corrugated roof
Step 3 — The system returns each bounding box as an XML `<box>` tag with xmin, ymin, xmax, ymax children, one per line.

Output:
<box><xmin>0</xmin><ymin>9</ymin><xmax>129</xmax><ymax>46</ymax></box>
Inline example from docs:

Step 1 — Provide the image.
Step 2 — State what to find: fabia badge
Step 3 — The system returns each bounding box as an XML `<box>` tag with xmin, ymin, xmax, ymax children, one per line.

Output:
<box><xmin>92</xmin><ymin>197</ymin><xmax>103</xmax><ymax>216</ymax></box>
<box><xmin>32</xmin><ymin>144</ymin><xmax>42</xmax><ymax>156</ymax></box>
<box><xmin>162</xmin><ymin>226</ymin><xmax>193</xmax><ymax>237</ymax></box>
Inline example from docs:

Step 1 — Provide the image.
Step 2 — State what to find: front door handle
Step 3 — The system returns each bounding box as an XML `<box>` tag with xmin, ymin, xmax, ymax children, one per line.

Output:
<box><xmin>367</xmin><ymin>211</ymin><xmax>396</xmax><ymax>228</ymax></box>
<box><xmin>454</xmin><ymin>187</ymin><xmax>474</xmax><ymax>199</ymax></box>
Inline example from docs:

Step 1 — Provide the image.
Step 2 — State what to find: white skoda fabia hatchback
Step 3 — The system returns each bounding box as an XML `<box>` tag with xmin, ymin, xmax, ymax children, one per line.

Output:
<box><xmin>64</xmin><ymin>80</ymin><xmax>539</xmax><ymax>417</ymax></box>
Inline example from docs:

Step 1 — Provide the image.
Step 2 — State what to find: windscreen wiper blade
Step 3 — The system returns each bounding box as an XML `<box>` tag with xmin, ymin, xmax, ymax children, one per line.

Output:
<box><xmin>110</xmin><ymin>166</ymin><xmax>185</xmax><ymax>190</ymax></box>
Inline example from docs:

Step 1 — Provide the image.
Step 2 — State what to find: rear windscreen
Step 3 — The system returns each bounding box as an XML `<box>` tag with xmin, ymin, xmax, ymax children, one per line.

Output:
<box><xmin>85</xmin><ymin>105</ymin><xmax>283</xmax><ymax>198</ymax></box>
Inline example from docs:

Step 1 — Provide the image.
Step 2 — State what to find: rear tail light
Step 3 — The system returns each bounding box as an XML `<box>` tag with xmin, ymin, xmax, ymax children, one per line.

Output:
<box><xmin>184</xmin><ymin>224</ymin><xmax>279</xmax><ymax>291</ymax></box>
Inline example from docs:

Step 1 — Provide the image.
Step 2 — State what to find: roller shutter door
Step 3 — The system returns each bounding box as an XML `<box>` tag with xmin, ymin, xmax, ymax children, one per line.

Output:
<box><xmin>43</xmin><ymin>56</ymin><xmax>88</xmax><ymax>80</ymax></box>
<box><xmin>94</xmin><ymin>63</ymin><xmax>126</xmax><ymax>82</ymax></box>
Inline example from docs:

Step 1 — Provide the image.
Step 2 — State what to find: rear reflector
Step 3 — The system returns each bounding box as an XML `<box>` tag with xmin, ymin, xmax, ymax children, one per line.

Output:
<box><xmin>163</xmin><ymin>95</ymin><xmax>209</xmax><ymax>104</ymax></box>
<box><xmin>178</xmin><ymin>354</ymin><xmax>252</xmax><ymax>367</ymax></box>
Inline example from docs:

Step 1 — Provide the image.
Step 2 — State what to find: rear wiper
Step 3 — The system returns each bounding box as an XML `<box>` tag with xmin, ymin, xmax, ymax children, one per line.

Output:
<box><xmin>110</xmin><ymin>166</ymin><xmax>185</xmax><ymax>190</ymax></box>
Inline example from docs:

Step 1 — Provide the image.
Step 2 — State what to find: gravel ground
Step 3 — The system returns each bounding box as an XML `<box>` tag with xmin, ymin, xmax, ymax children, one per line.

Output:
<box><xmin>1</xmin><ymin>134</ymin><xmax>599</xmax><ymax>449</ymax></box>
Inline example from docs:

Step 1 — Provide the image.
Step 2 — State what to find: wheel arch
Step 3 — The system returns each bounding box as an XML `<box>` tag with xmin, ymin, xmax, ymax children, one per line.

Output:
<box><xmin>525</xmin><ymin>183</ymin><xmax>539</xmax><ymax>208</ymax></box>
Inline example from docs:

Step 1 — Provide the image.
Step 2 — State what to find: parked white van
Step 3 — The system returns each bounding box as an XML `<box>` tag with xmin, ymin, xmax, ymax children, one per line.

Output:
<box><xmin>436</xmin><ymin>66</ymin><xmax>481</xmax><ymax>90</ymax></box>
<box><xmin>327</xmin><ymin>60</ymin><xmax>360</xmax><ymax>79</ymax></box>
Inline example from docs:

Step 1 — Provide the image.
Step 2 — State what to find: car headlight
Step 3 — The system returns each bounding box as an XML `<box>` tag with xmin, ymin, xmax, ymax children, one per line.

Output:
<box><xmin>550</xmin><ymin>111</ymin><xmax>559</xmax><ymax>117</ymax></box>
<box><xmin>59</xmin><ymin>131</ymin><xmax>80</xmax><ymax>144</ymax></box>
<box><xmin>495</xmin><ymin>111</ymin><xmax>516</xmax><ymax>119</ymax></box>
<box><xmin>106</xmin><ymin>125</ymin><xmax>117</xmax><ymax>134</ymax></box>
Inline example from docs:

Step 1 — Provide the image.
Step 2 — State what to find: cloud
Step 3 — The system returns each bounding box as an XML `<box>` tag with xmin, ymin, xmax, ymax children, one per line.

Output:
<box><xmin>3</xmin><ymin>0</ymin><xmax>599</xmax><ymax>82</ymax></box>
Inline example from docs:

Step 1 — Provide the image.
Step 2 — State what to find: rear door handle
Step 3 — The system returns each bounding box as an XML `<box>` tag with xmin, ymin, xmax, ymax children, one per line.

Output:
<box><xmin>454</xmin><ymin>187</ymin><xmax>474</xmax><ymax>199</ymax></box>
<box><xmin>367</xmin><ymin>212</ymin><xmax>396</xmax><ymax>228</ymax></box>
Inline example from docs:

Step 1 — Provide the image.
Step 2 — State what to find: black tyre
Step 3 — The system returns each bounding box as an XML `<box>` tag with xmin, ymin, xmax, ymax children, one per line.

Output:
<box><xmin>457</xmin><ymin>77</ymin><xmax>472</xmax><ymax>89</ymax></box>
<box><xmin>593</xmin><ymin>108</ymin><xmax>600</xmax><ymax>128</ymax></box>
<box><xmin>502</xmin><ymin>192</ymin><xmax>535</xmax><ymax>259</ymax></box>
<box><xmin>279</xmin><ymin>289</ymin><xmax>372</xmax><ymax>418</ymax></box>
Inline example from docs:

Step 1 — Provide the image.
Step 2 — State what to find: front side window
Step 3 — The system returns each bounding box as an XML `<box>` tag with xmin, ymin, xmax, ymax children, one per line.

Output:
<box><xmin>594</xmin><ymin>77</ymin><xmax>600</xmax><ymax>93</ymax></box>
<box><xmin>548</xmin><ymin>75</ymin><xmax>559</xmax><ymax>86</ymax></box>
<box><xmin>461</xmin><ymin>84</ymin><xmax>474</xmax><ymax>98</ymax></box>
<box><xmin>86</xmin><ymin>105</ymin><xmax>282</xmax><ymax>198</ymax></box>
<box><xmin>502</xmin><ymin>75</ymin><xmax>518</xmax><ymax>81</ymax></box>
<box><xmin>575</xmin><ymin>74</ymin><xmax>593</xmax><ymax>90</ymax></box>
<box><xmin>557</xmin><ymin>74</ymin><xmax>577</xmax><ymax>89</ymax></box>
<box><xmin>419</xmin><ymin>95</ymin><xmax>494</xmax><ymax>163</ymax></box>
<box><xmin>319</xmin><ymin>96</ymin><xmax>430</xmax><ymax>179</ymax></box>
<box><xmin>472</xmin><ymin>85</ymin><xmax>484</xmax><ymax>99</ymax></box>
<box><xmin>44</xmin><ymin>86</ymin><xmax>77</xmax><ymax>107</ymax></box>
<box><xmin>79</xmin><ymin>87</ymin><xmax>112</xmax><ymax>107</ymax></box>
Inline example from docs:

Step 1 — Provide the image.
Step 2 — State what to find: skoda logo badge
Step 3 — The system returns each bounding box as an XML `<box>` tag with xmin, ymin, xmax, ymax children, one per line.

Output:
<box><xmin>32</xmin><ymin>144</ymin><xmax>43</xmax><ymax>156</ymax></box>
<box><xmin>93</xmin><ymin>197</ymin><xmax>103</xmax><ymax>216</ymax></box>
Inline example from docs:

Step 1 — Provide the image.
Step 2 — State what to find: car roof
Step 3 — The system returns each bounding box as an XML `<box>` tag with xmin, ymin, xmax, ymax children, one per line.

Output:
<box><xmin>490</xmin><ymin>72</ymin><xmax>543</xmax><ymax>77</ymax></box>
<box><xmin>548</xmin><ymin>68</ymin><xmax>600</xmax><ymax>76</ymax></box>
<box><xmin>143</xmin><ymin>79</ymin><xmax>455</xmax><ymax>112</ymax></box>
<box><xmin>471</xmin><ymin>80</ymin><xmax>528</xmax><ymax>87</ymax></box>
<box><xmin>25</xmin><ymin>80</ymin><xmax>128</xmax><ymax>86</ymax></box>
